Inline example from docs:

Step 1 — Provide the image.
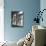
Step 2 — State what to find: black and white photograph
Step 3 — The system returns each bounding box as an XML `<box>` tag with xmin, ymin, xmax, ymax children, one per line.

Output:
<box><xmin>11</xmin><ymin>11</ymin><xmax>24</xmax><ymax>27</ymax></box>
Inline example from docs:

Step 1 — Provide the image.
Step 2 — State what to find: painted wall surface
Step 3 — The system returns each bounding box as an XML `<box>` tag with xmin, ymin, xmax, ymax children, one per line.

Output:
<box><xmin>4</xmin><ymin>0</ymin><xmax>40</xmax><ymax>42</ymax></box>
<box><xmin>40</xmin><ymin>0</ymin><xmax>46</xmax><ymax>27</ymax></box>
<box><xmin>0</xmin><ymin>0</ymin><xmax>4</xmax><ymax>42</ymax></box>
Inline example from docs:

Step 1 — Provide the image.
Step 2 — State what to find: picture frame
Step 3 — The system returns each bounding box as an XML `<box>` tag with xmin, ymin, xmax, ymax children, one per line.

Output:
<box><xmin>11</xmin><ymin>11</ymin><xmax>24</xmax><ymax>27</ymax></box>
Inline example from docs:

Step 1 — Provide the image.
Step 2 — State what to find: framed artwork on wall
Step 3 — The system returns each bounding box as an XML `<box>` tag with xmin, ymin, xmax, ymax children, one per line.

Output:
<box><xmin>11</xmin><ymin>11</ymin><xmax>24</xmax><ymax>27</ymax></box>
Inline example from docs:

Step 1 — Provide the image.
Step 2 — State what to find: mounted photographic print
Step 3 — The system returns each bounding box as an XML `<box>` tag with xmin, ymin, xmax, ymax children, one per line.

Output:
<box><xmin>11</xmin><ymin>11</ymin><xmax>24</xmax><ymax>27</ymax></box>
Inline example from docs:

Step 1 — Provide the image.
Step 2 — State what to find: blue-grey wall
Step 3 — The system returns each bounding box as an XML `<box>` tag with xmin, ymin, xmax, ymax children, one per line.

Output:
<box><xmin>40</xmin><ymin>0</ymin><xmax>46</xmax><ymax>27</ymax></box>
<box><xmin>4</xmin><ymin>0</ymin><xmax>40</xmax><ymax>42</ymax></box>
